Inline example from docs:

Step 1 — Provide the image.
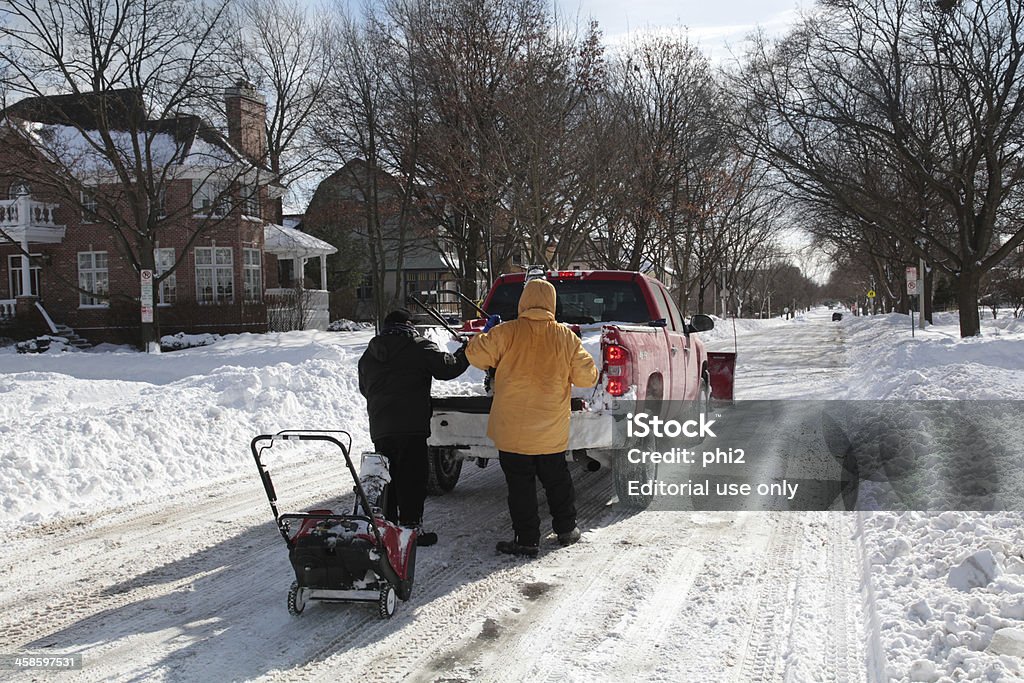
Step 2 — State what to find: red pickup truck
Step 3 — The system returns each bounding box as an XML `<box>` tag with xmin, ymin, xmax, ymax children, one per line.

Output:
<box><xmin>426</xmin><ymin>269</ymin><xmax>736</xmax><ymax>506</ymax></box>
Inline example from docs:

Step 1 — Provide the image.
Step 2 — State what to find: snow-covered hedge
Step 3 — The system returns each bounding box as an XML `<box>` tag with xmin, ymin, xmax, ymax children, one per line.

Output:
<box><xmin>159</xmin><ymin>332</ymin><xmax>223</xmax><ymax>351</ymax></box>
<box><xmin>327</xmin><ymin>319</ymin><xmax>373</xmax><ymax>332</ymax></box>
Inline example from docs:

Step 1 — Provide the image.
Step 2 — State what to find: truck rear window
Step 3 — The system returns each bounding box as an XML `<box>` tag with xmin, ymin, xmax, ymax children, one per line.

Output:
<box><xmin>486</xmin><ymin>279</ymin><xmax>650</xmax><ymax>324</ymax></box>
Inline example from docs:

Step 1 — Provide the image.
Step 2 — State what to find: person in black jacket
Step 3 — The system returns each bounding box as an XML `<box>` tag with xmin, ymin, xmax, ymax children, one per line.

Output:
<box><xmin>358</xmin><ymin>309</ymin><xmax>469</xmax><ymax>546</ymax></box>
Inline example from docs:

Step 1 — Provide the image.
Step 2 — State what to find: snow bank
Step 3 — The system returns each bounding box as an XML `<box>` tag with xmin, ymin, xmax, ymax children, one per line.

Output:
<box><xmin>840</xmin><ymin>309</ymin><xmax>1024</xmax><ymax>681</ymax></box>
<box><xmin>0</xmin><ymin>330</ymin><xmax>376</xmax><ymax>527</ymax></box>
<box><xmin>837</xmin><ymin>310</ymin><xmax>1024</xmax><ymax>400</ymax></box>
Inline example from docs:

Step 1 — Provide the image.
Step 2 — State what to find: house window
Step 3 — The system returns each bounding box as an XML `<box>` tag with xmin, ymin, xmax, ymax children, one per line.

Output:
<box><xmin>195</xmin><ymin>247</ymin><xmax>233</xmax><ymax>304</ymax></box>
<box><xmin>80</xmin><ymin>191</ymin><xmax>97</xmax><ymax>223</ymax></box>
<box><xmin>78</xmin><ymin>251</ymin><xmax>109</xmax><ymax>307</ymax></box>
<box><xmin>192</xmin><ymin>179</ymin><xmax>227</xmax><ymax>216</ymax></box>
<box><xmin>155</xmin><ymin>248</ymin><xmax>176</xmax><ymax>305</ymax></box>
<box><xmin>8</xmin><ymin>254</ymin><xmax>41</xmax><ymax>298</ymax></box>
<box><xmin>356</xmin><ymin>274</ymin><xmax>372</xmax><ymax>300</ymax></box>
<box><xmin>242</xmin><ymin>184</ymin><xmax>260</xmax><ymax>218</ymax></box>
<box><xmin>243</xmin><ymin>248</ymin><xmax>262</xmax><ymax>302</ymax></box>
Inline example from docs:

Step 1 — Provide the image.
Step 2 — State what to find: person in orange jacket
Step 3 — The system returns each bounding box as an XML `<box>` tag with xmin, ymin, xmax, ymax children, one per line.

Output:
<box><xmin>466</xmin><ymin>278</ymin><xmax>599</xmax><ymax>556</ymax></box>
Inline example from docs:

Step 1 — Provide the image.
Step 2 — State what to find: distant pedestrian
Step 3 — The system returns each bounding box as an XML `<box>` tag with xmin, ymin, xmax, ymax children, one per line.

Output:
<box><xmin>466</xmin><ymin>279</ymin><xmax>599</xmax><ymax>557</ymax></box>
<box><xmin>358</xmin><ymin>309</ymin><xmax>469</xmax><ymax>546</ymax></box>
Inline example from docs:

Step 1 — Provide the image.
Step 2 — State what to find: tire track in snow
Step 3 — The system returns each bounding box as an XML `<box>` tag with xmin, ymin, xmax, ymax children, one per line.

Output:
<box><xmin>825</xmin><ymin>513</ymin><xmax>863</xmax><ymax>683</ymax></box>
<box><xmin>735</xmin><ymin>513</ymin><xmax>800</xmax><ymax>682</ymax></box>
<box><xmin>0</xmin><ymin>455</ymin><xmax>350</xmax><ymax>655</ymax></box>
<box><xmin>255</xmin><ymin>462</ymin><xmax>620</xmax><ymax>683</ymax></box>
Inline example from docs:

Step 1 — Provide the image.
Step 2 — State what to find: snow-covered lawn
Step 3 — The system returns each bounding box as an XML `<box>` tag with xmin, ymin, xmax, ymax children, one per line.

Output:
<box><xmin>2</xmin><ymin>308</ymin><xmax>1023</xmax><ymax>681</ymax></box>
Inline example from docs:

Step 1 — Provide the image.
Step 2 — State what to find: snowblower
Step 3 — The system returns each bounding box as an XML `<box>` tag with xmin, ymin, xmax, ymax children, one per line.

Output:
<box><xmin>250</xmin><ymin>430</ymin><xmax>417</xmax><ymax>619</ymax></box>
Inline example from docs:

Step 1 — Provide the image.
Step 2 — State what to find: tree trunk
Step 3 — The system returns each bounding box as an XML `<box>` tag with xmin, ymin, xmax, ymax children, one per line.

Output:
<box><xmin>957</xmin><ymin>267</ymin><xmax>982</xmax><ymax>337</ymax></box>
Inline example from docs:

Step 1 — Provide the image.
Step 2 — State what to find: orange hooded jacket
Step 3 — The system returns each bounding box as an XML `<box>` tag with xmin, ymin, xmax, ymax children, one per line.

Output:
<box><xmin>465</xmin><ymin>279</ymin><xmax>599</xmax><ymax>455</ymax></box>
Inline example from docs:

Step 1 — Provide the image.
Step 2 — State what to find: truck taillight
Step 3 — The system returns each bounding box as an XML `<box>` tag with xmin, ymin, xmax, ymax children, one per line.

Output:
<box><xmin>606</xmin><ymin>377</ymin><xmax>626</xmax><ymax>396</ymax></box>
<box><xmin>605</xmin><ymin>345</ymin><xmax>626</xmax><ymax>363</ymax></box>
<box><xmin>603</xmin><ymin>344</ymin><xmax>629</xmax><ymax>397</ymax></box>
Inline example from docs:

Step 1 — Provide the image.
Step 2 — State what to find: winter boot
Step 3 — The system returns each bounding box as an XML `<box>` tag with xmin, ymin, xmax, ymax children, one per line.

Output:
<box><xmin>557</xmin><ymin>526</ymin><xmax>581</xmax><ymax>547</ymax></box>
<box><xmin>496</xmin><ymin>539</ymin><xmax>539</xmax><ymax>557</ymax></box>
<box><xmin>404</xmin><ymin>523</ymin><xmax>438</xmax><ymax>547</ymax></box>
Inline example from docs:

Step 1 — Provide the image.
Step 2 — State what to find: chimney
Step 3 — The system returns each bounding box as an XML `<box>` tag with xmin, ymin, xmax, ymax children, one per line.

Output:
<box><xmin>225</xmin><ymin>80</ymin><xmax>266</xmax><ymax>162</ymax></box>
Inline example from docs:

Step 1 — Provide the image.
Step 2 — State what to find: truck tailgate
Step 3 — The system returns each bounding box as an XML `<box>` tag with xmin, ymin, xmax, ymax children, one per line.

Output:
<box><xmin>429</xmin><ymin>396</ymin><xmax>614</xmax><ymax>453</ymax></box>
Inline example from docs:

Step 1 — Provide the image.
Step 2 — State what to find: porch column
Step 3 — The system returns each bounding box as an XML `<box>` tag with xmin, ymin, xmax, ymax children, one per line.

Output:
<box><xmin>319</xmin><ymin>255</ymin><xmax>327</xmax><ymax>291</ymax></box>
<box><xmin>20</xmin><ymin>234</ymin><xmax>32</xmax><ymax>298</ymax></box>
<box><xmin>292</xmin><ymin>256</ymin><xmax>303</xmax><ymax>289</ymax></box>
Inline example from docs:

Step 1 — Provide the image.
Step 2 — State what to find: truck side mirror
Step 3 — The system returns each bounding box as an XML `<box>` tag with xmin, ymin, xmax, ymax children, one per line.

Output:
<box><xmin>687</xmin><ymin>314</ymin><xmax>715</xmax><ymax>334</ymax></box>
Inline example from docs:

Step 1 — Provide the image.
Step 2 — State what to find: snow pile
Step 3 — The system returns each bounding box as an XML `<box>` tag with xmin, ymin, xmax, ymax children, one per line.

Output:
<box><xmin>862</xmin><ymin>512</ymin><xmax>1024</xmax><ymax>682</ymax></box>
<box><xmin>838</xmin><ymin>311</ymin><xmax>1024</xmax><ymax>400</ymax></box>
<box><xmin>842</xmin><ymin>309</ymin><xmax>1024</xmax><ymax>681</ymax></box>
<box><xmin>0</xmin><ymin>330</ymin><xmax>376</xmax><ymax>527</ymax></box>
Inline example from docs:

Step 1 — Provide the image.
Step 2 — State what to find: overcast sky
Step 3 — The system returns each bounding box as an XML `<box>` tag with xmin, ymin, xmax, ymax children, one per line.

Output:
<box><xmin>558</xmin><ymin>0</ymin><xmax>809</xmax><ymax>61</ymax></box>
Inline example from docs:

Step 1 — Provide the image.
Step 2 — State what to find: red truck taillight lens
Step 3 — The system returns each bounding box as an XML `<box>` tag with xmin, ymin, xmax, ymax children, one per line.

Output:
<box><xmin>606</xmin><ymin>377</ymin><xmax>626</xmax><ymax>396</ymax></box>
<box><xmin>603</xmin><ymin>344</ymin><xmax>629</xmax><ymax>396</ymax></box>
<box><xmin>605</xmin><ymin>345</ymin><xmax>626</xmax><ymax>363</ymax></box>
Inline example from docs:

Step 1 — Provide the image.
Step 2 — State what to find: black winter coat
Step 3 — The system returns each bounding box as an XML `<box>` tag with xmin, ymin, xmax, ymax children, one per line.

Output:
<box><xmin>358</xmin><ymin>331</ymin><xmax>469</xmax><ymax>441</ymax></box>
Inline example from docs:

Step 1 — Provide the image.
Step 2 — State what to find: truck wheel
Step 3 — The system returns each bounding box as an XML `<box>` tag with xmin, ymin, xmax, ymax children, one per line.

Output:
<box><xmin>426</xmin><ymin>446</ymin><xmax>462</xmax><ymax>494</ymax></box>
<box><xmin>691</xmin><ymin>374</ymin><xmax>712</xmax><ymax>444</ymax></box>
<box><xmin>612</xmin><ymin>438</ymin><xmax>657</xmax><ymax>510</ymax></box>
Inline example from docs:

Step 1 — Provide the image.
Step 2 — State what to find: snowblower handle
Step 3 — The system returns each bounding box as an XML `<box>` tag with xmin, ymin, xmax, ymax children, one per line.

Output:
<box><xmin>253</xmin><ymin>430</ymin><xmax>385</xmax><ymax>549</ymax></box>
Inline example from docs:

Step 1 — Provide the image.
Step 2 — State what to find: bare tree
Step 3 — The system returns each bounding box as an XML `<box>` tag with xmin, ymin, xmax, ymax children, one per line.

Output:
<box><xmin>311</xmin><ymin>5</ymin><xmax>426</xmax><ymax>326</ymax></box>
<box><xmin>735</xmin><ymin>0</ymin><xmax>1024</xmax><ymax>337</ymax></box>
<box><xmin>226</xmin><ymin>0</ymin><xmax>333</xmax><ymax>219</ymax></box>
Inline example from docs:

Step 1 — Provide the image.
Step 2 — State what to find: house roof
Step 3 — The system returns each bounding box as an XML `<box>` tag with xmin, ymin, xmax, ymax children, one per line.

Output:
<box><xmin>264</xmin><ymin>222</ymin><xmax>337</xmax><ymax>259</ymax></box>
<box><xmin>2</xmin><ymin>89</ymin><xmax>278</xmax><ymax>182</ymax></box>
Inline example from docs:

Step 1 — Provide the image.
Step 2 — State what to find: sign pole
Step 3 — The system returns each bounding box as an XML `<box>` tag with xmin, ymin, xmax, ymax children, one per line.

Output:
<box><xmin>919</xmin><ymin>256</ymin><xmax>926</xmax><ymax>330</ymax></box>
<box><xmin>906</xmin><ymin>266</ymin><xmax>918</xmax><ymax>338</ymax></box>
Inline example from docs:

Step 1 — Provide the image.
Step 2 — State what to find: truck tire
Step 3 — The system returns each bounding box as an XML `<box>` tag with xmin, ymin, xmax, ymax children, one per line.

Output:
<box><xmin>612</xmin><ymin>437</ymin><xmax>657</xmax><ymax>509</ymax></box>
<box><xmin>426</xmin><ymin>446</ymin><xmax>462</xmax><ymax>494</ymax></box>
<box><xmin>691</xmin><ymin>374</ymin><xmax>712</xmax><ymax>444</ymax></box>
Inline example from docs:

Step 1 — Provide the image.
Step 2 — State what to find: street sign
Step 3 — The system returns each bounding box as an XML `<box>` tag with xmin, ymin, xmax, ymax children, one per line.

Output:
<box><xmin>906</xmin><ymin>266</ymin><xmax>917</xmax><ymax>283</ymax></box>
<box><xmin>867</xmin><ymin>290</ymin><xmax>876</xmax><ymax>299</ymax></box>
<box><xmin>141</xmin><ymin>270</ymin><xmax>154</xmax><ymax>323</ymax></box>
<box><xmin>907</xmin><ymin>279</ymin><xmax>919</xmax><ymax>295</ymax></box>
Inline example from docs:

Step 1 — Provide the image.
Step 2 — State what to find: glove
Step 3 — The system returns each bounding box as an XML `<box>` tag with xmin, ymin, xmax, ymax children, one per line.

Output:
<box><xmin>483</xmin><ymin>314</ymin><xmax>501</xmax><ymax>332</ymax></box>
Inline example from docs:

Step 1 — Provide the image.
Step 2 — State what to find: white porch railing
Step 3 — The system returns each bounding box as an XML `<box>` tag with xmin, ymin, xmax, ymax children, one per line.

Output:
<box><xmin>0</xmin><ymin>299</ymin><xmax>15</xmax><ymax>319</ymax></box>
<box><xmin>266</xmin><ymin>288</ymin><xmax>330</xmax><ymax>331</ymax></box>
<box><xmin>0</xmin><ymin>195</ymin><xmax>66</xmax><ymax>243</ymax></box>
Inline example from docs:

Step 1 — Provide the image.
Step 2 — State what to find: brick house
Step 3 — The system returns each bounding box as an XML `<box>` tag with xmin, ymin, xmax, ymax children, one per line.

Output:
<box><xmin>302</xmin><ymin>159</ymin><xmax>460</xmax><ymax>321</ymax></box>
<box><xmin>0</xmin><ymin>84</ymin><xmax>334</xmax><ymax>345</ymax></box>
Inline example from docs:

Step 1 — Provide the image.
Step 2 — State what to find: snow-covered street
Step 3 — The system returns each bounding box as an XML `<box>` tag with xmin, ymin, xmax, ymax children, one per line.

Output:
<box><xmin>2</xmin><ymin>309</ymin><xmax>1023</xmax><ymax>681</ymax></box>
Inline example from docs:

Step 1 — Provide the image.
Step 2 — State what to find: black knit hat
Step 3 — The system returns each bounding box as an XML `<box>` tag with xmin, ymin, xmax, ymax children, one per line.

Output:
<box><xmin>383</xmin><ymin>308</ymin><xmax>413</xmax><ymax>326</ymax></box>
